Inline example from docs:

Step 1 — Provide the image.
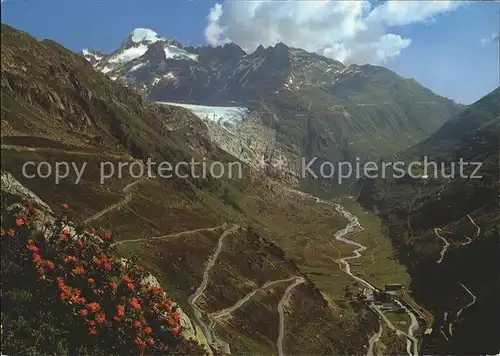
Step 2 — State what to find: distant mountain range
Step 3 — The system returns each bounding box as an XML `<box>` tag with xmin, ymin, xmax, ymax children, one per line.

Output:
<box><xmin>82</xmin><ymin>28</ymin><xmax>463</xmax><ymax>194</ymax></box>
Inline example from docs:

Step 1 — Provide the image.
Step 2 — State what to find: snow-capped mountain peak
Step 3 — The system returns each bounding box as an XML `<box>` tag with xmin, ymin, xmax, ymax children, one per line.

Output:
<box><xmin>82</xmin><ymin>27</ymin><xmax>347</xmax><ymax>101</ymax></box>
<box><xmin>81</xmin><ymin>48</ymin><xmax>106</xmax><ymax>65</ymax></box>
<box><xmin>82</xmin><ymin>28</ymin><xmax>198</xmax><ymax>86</ymax></box>
<box><xmin>129</xmin><ymin>28</ymin><xmax>165</xmax><ymax>44</ymax></box>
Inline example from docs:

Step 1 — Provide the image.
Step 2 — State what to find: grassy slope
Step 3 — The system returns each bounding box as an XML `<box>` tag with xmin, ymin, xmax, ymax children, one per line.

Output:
<box><xmin>263</xmin><ymin>74</ymin><xmax>461</xmax><ymax>196</ymax></box>
<box><xmin>269</xmin><ymin>64</ymin><xmax>461</xmax><ymax>157</ymax></box>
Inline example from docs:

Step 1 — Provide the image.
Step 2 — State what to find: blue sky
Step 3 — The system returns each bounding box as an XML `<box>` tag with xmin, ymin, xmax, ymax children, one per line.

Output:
<box><xmin>2</xmin><ymin>0</ymin><xmax>499</xmax><ymax>104</ymax></box>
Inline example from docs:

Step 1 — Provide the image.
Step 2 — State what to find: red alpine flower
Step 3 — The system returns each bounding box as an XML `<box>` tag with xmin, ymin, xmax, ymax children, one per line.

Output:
<box><xmin>116</xmin><ymin>304</ymin><xmax>125</xmax><ymax>317</ymax></box>
<box><xmin>130</xmin><ymin>297</ymin><xmax>141</xmax><ymax>310</ymax></box>
<box><xmin>28</xmin><ymin>245</ymin><xmax>39</xmax><ymax>252</ymax></box>
<box><xmin>45</xmin><ymin>260</ymin><xmax>55</xmax><ymax>270</ymax></box>
<box><xmin>73</xmin><ymin>266</ymin><xmax>85</xmax><ymax>275</ymax></box>
<box><xmin>79</xmin><ymin>309</ymin><xmax>88</xmax><ymax>317</ymax></box>
<box><xmin>88</xmin><ymin>302</ymin><xmax>100</xmax><ymax>312</ymax></box>
<box><xmin>95</xmin><ymin>311</ymin><xmax>106</xmax><ymax>325</ymax></box>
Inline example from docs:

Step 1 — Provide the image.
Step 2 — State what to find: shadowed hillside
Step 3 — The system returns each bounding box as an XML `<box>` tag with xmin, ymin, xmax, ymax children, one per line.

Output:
<box><xmin>358</xmin><ymin>87</ymin><xmax>500</xmax><ymax>354</ymax></box>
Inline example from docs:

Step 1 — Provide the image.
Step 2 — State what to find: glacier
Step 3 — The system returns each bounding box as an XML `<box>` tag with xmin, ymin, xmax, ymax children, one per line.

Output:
<box><xmin>157</xmin><ymin>101</ymin><xmax>249</xmax><ymax>131</ymax></box>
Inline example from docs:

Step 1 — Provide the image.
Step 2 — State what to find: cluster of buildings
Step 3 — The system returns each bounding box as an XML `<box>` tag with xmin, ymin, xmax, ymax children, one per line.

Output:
<box><xmin>356</xmin><ymin>283</ymin><xmax>406</xmax><ymax>313</ymax></box>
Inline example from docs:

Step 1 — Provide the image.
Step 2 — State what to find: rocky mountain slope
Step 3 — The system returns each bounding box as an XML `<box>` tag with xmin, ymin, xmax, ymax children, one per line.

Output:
<box><xmin>82</xmin><ymin>28</ymin><xmax>463</xmax><ymax>194</ymax></box>
<box><xmin>2</xmin><ymin>23</ymin><xmax>417</xmax><ymax>356</ymax></box>
<box><xmin>357</xmin><ymin>87</ymin><xmax>500</xmax><ymax>354</ymax></box>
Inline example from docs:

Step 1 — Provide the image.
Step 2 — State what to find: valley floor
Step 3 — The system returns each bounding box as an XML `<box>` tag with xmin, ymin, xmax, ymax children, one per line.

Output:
<box><xmin>1</xmin><ymin>141</ymin><xmax>426</xmax><ymax>356</ymax></box>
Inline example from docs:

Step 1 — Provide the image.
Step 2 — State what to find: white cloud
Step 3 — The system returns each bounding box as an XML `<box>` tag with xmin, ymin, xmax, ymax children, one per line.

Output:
<box><xmin>204</xmin><ymin>0</ymin><xmax>466</xmax><ymax>65</ymax></box>
<box><xmin>367</xmin><ymin>0</ymin><xmax>465</xmax><ymax>27</ymax></box>
<box><xmin>204</xmin><ymin>4</ymin><xmax>230</xmax><ymax>47</ymax></box>
<box><xmin>481</xmin><ymin>32</ymin><xmax>500</xmax><ymax>47</ymax></box>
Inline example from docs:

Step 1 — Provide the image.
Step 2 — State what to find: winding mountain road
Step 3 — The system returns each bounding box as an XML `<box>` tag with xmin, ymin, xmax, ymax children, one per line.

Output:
<box><xmin>0</xmin><ymin>144</ymin><xmax>128</xmax><ymax>159</ymax></box>
<box><xmin>456</xmin><ymin>282</ymin><xmax>476</xmax><ymax>319</ymax></box>
<box><xmin>88</xmin><ymin>180</ymin><xmax>421</xmax><ymax>355</ymax></box>
<box><xmin>367</xmin><ymin>321</ymin><xmax>383</xmax><ymax>356</ymax></box>
<box><xmin>434</xmin><ymin>213</ymin><xmax>479</xmax><ymax>339</ymax></box>
<box><xmin>441</xmin><ymin>312</ymin><xmax>451</xmax><ymax>340</ymax></box>
<box><xmin>457</xmin><ymin>214</ymin><xmax>480</xmax><ymax>247</ymax></box>
<box><xmin>372</xmin><ymin>303</ymin><xmax>398</xmax><ymax>331</ymax></box>
<box><xmin>394</xmin><ymin>299</ymin><xmax>419</xmax><ymax>356</ymax></box>
<box><xmin>111</xmin><ymin>224</ymin><xmax>225</xmax><ymax>247</ymax></box>
<box><xmin>445</xmin><ymin>282</ymin><xmax>477</xmax><ymax>340</ymax></box>
<box><xmin>307</xmin><ymin>194</ymin><xmax>420</xmax><ymax>356</ymax></box>
<box><xmin>81</xmin><ymin>175</ymin><xmax>148</xmax><ymax>225</ymax></box>
<box><xmin>277</xmin><ymin>276</ymin><xmax>306</xmax><ymax>356</ymax></box>
<box><xmin>114</xmin><ymin>219</ymin><xmax>303</xmax><ymax>355</ymax></box>
<box><xmin>439</xmin><ymin>214</ymin><xmax>478</xmax><ymax>250</ymax></box>
<box><xmin>330</xmin><ymin>102</ymin><xmax>391</xmax><ymax>109</ymax></box>
<box><xmin>3</xmin><ymin>143</ymin><xmax>139</xmax><ymax>227</ymax></box>
<box><xmin>209</xmin><ymin>277</ymin><xmax>300</xmax><ymax>320</ymax></box>
<box><xmin>461</xmin><ymin>235</ymin><xmax>473</xmax><ymax>246</ymax></box>
<box><xmin>466</xmin><ymin>214</ymin><xmax>481</xmax><ymax>239</ymax></box>
<box><xmin>434</xmin><ymin>228</ymin><xmax>450</xmax><ymax>264</ymax></box>
<box><xmin>84</xmin><ymin>179</ymin><xmax>425</xmax><ymax>355</ymax></box>
<box><xmin>188</xmin><ymin>224</ymin><xmax>241</xmax><ymax>349</ymax></box>
<box><xmin>448</xmin><ymin>314</ymin><xmax>453</xmax><ymax>337</ymax></box>
<box><xmin>16</xmin><ymin>137</ymin><xmax>457</xmax><ymax>355</ymax></box>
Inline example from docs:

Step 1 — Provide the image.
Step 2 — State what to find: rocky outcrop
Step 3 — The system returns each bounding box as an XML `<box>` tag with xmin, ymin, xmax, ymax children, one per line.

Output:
<box><xmin>1</xmin><ymin>172</ymin><xmax>55</xmax><ymax>234</ymax></box>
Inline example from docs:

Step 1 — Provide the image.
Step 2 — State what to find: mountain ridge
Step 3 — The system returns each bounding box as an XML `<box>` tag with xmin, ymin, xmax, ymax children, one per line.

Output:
<box><xmin>80</xmin><ymin>27</ymin><xmax>462</xmax><ymax>197</ymax></box>
<box><xmin>81</xmin><ymin>27</ymin><xmax>460</xmax><ymax>105</ymax></box>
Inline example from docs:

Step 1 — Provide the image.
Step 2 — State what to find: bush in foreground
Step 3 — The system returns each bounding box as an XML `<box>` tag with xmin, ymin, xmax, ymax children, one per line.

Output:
<box><xmin>1</xmin><ymin>201</ymin><xmax>207</xmax><ymax>355</ymax></box>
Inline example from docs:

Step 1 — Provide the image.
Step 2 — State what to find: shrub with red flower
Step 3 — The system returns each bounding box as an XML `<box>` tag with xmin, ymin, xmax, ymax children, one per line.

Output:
<box><xmin>1</xmin><ymin>201</ymin><xmax>208</xmax><ymax>356</ymax></box>
<box><xmin>16</xmin><ymin>217</ymin><xmax>25</xmax><ymax>226</ymax></box>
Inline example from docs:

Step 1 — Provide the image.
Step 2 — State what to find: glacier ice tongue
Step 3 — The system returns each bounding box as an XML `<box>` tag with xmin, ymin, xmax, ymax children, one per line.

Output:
<box><xmin>157</xmin><ymin>101</ymin><xmax>249</xmax><ymax>129</ymax></box>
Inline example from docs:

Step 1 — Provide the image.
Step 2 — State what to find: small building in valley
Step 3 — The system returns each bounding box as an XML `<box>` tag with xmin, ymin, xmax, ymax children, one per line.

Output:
<box><xmin>385</xmin><ymin>283</ymin><xmax>403</xmax><ymax>292</ymax></box>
